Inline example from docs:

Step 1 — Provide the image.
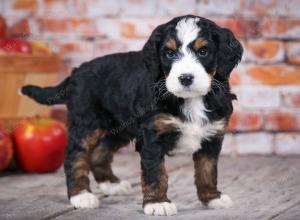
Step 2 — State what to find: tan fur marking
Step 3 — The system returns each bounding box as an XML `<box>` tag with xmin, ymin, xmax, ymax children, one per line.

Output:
<box><xmin>69</xmin><ymin>129</ymin><xmax>108</xmax><ymax>197</ymax></box>
<box><xmin>193</xmin><ymin>38</ymin><xmax>208</xmax><ymax>50</ymax></box>
<box><xmin>153</xmin><ymin>114</ymin><xmax>179</xmax><ymax>135</ymax></box>
<box><xmin>90</xmin><ymin>146</ymin><xmax>119</xmax><ymax>183</ymax></box>
<box><xmin>141</xmin><ymin>160</ymin><xmax>170</xmax><ymax>207</ymax></box>
<box><xmin>69</xmin><ymin>153</ymin><xmax>90</xmax><ymax>197</ymax></box>
<box><xmin>82</xmin><ymin>129</ymin><xmax>105</xmax><ymax>151</ymax></box>
<box><xmin>165</xmin><ymin>39</ymin><xmax>177</xmax><ymax>50</ymax></box>
<box><xmin>193</xmin><ymin>153</ymin><xmax>221</xmax><ymax>205</ymax></box>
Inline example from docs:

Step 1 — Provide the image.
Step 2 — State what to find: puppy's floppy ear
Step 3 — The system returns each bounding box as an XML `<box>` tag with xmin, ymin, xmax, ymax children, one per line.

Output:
<box><xmin>142</xmin><ymin>24</ymin><xmax>165</xmax><ymax>79</ymax></box>
<box><xmin>214</xmin><ymin>27</ymin><xmax>243</xmax><ymax>80</ymax></box>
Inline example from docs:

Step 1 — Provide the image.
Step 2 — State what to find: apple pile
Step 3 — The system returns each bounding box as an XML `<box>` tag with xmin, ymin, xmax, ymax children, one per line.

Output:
<box><xmin>0</xmin><ymin>16</ymin><xmax>52</xmax><ymax>55</ymax></box>
<box><xmin>0</xmin><ymin>118</ymin><xmax>67</xmax><ymax>173</ymax></box>
<box><xmin>0</xmin><ymin>128</ymin><xmax>14</xmax><ymax>172</ymax></box>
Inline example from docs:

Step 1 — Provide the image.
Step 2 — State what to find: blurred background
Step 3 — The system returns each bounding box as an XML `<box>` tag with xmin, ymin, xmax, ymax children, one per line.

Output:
<box><xmin>0</xmin><ymin>0</ymin><xmax>300</xmax><ymax>158</ymax></box>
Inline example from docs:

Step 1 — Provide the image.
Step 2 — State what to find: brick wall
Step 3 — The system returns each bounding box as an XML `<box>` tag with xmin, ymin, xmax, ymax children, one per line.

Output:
<box><xmin>1</xmin><ymin>0</ymin><xmax>300</xmax><ymax>155</ymax></box>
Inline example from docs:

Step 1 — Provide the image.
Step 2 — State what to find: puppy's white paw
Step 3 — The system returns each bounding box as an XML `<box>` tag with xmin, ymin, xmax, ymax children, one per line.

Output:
<box><xmin>70</xmin><ymin>190</ymin><xmax>99</xmax><ymax>209</ymax></box>
<box><xmin>207</xmin><ymin>194</ymin><xmax>233</xmax><ymax>209</ymax></box>
<box><xmin>99</xmin><ymin>180</ymin><xmax>133</xmax><ymax>195</ymax></box>
<box><xmin>144</xmin><ymin>202</ymin><xmax>177</xmax><ymax>216</ymax></box>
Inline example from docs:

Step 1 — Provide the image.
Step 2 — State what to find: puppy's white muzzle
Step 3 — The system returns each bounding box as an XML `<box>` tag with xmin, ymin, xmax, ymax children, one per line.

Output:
<box><xmin>166</xmin><ymin>55</ymin><xmax>211</xmax><ymax>98</ymax></box>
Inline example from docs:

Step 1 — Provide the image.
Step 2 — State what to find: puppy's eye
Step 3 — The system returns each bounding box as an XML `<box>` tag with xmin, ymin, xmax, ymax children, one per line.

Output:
<box><xmin>165</xmin><ymin>49</ymin><xmax>176</xmax><ymax>59</ymax></box>
<box><xmin>198</xmin><ymin>48</ymin><xmax>208</xmax><ymax>57</ymax></box>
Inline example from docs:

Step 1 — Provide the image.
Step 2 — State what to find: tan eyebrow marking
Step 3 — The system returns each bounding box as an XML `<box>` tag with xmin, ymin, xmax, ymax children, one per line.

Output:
<box><xmin>165</xmin><ymin>39</ymin><xmax>177</xmax><ymax>50</ymax></box>
<box><xmin>193</xmin><ymin>38</ymin><xmax>208</xmax><ymax>50</ymax></box>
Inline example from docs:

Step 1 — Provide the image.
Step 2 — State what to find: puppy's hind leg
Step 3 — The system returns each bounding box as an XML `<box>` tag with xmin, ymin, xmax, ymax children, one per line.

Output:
<box><xmin>91</xmin><ymin>135</ymin><xmax>133</xmax><ymax>196</ymax></box>
<box><xmin>65</xmin><ymin>128</ymin><xmax>104</xmax><ymax>209</ymax></box>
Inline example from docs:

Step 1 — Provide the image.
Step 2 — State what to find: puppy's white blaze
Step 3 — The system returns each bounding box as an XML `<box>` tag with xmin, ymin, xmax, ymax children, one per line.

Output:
<box><xmin>144</xmin><ymin>202</ymin><xmax>177</xmax><ymax>216</ymax></box>
<box><xmin>176</xmin><ymin>17</ymin><xmax>200</xmax><ymax>47</ymax></box>
<box><xmin>99</xmin><ymin>180</ymin><xmax>133</xmax><ymax>195</ymax></box>
<box><xmin>207</xmin><ymin>194</ymin><xmax>233</xmax><ymax>209</ymax></box>
<box><xmin>70</xmin><ymin>190</ymin><xmax>99</xmax><ymax>209</ymax></box>
<box><xmin>166</xmin><ymin>17</ymin><xmax>211</xmax><ymax>98</ymax></box>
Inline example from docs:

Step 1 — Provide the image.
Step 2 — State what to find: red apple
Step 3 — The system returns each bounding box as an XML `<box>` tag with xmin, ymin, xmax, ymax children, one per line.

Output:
<box><xmin>0</xmin><ymin>16</ymin><xmax>6</xmax><ymax>38</ymax></box>
<box><xmin>0</xmin><ymin>128</ymin><xmax>13</xmax><ymax>172</ymax></box>
<box><xmin>0</xmin><ymin>39</ymin><xmax>32</xmax><ymax>54</ymax></box>
<box><xmin>13</xmin><ymin>118</ymin><xmax>67</xmax><ymax>173</ymax></box>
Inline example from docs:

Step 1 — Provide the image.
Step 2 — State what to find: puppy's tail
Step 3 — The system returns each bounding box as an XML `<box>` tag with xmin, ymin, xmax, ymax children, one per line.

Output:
<box><xmin>21</xmin><ymin>77</ymin><xmax>70</xmax><ymax>105</ymax></box>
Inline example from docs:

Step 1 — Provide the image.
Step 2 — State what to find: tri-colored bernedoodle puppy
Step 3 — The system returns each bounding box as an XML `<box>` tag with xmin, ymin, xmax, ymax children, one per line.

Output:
<box><xmin>21</xmin><ymin>15</ymin><xmax>243</xmax><ymax>216</ymax></box>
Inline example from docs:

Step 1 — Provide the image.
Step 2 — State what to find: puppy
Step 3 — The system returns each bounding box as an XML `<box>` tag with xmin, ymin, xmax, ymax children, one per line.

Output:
<box><xmin>21</xmin><ymin>15</ymin><xmax>243</xmax><ymax>216</ymax></box>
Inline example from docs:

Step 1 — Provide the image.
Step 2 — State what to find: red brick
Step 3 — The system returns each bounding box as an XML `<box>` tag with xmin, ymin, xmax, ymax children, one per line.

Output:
<box><xmin>196</xmin><ymin>0</ymin><xmax>300</xmax><ymax>18</ymax></box>
<box><xmin>2</xmin><ymin>0</ymin><xmax>37</xmax><ymax>17</ymax></box>
<box><xmin>14</xmin><ymin>0</ymin><xmax>37</xmax><ymax>11</ymax></box>
<box><xmin>229</xmin><ymin>69</ymin><xmax>241</xmax><ymax>86</ymax></box>
<box><xmin>83</xmin><ymin>0</ymin><xmax>120</xmax><ymax>16</ymax></box>
<box><xmin>93</xmin><ymin>39</ymin><xmax>127</xmax><ymax>57</ymax></box>
<box><xmin>96</xmin><ymin>18</ymin><xmax>168</xmax><ymax>39</ymax></box>
<box><xmin>121</xmin><ymin>18</ymin><xmax>169</xmax><ymax>38</ymax></box>
<box><xmin>262</xmin><ymin>18</ymin><xmax>300</xmax><ymax>39</ymax></box>
<box><xmin>123</xmin><ymin>39</ymin><xmax>146</xmax><ymax>51</ymax></box>
<box><xmin>213</xmin><ymin>17</ymin><xmax>260</xmax><ymax>38</ymax></box>
<box><xmin>280</xmin><ymin>88</ymin><xmax>300</xmax><ymax>108</ymax></box>
<box><xmin>53</xmin><ymin>40</ymin><xmax>94</xmax><ymax>60</ymax></box>
<box><xmin>244</xmin><ymin>40</ymin><xmax>284</xmax><ymax>63</ymax></box>
<box><xmin>263</xmin><ymin>111</ymin><xmax>300</xmax><ymax>131</ymax></box>
<box><xmin>233</xmin><ymin>86</ymin><xmax>280</xmax><ymax>109</ymax></box>
<box><xmin>240</xmin><ymin>0</ymin><xmax>300</xmax><ymax>18</ymax></box>
<box><xmin>120</xmin><ymin>0</ymin><xmax>157</xmax><ymax>16</ymax></box>
<box><xmin>159</xmin><ymin>0</ymin><xmax>196</xmax><ymax>15</ymax></box>
<box><xmin>228</xmin><ymin>111</ymin><xmax>263</xmax><ymax>132</ymax></box>
<box><xmin>275</xmin><ymin>133</ymin><xmax>300</xmax><ymax>155</ymax></box>
<box><xmin>245</xmin><ymin>64</ymin><xmax>300</xmax><ymax>85</ymax></box>
<box><xmin>197</xmin><ymin>0</ymin><xmax>240</xmax><ymax>16</ymax></box>
<box><xmin>60</xmin><ymin>59</ymin><xmax>73</xmax><ymax>76</ymax></box>
<box><xmin>285</xmin><ymin>41</ymin><xmax>300</xmax><ymax>65</ymax></box>
<box><xmin>122</xmin><ymin>22</ymin><xmax>137</xmax><ymax>38</ymax></box>
<box><xmin>40</xmin><ymin>0</ymin><xmax>77</xmax><ymax>17</ymax></box>
<box><xmin>38</xmin><ymin>17</ymin><xmax>98</xmax><ymax>36</ymax></box>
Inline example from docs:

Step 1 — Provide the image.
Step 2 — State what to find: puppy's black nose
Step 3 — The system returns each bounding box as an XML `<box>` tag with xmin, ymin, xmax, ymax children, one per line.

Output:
<box><xmin>178</xmin><ymin>74</ymin><xmax>194</xmax><ymax>86</ymax></box>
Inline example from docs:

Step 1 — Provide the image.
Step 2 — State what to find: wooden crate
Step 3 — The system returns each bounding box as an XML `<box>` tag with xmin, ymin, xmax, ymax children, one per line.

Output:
<box><xmin>0</xmin><ymin>54</ymin><xmax>60</xmax><ymax>128</ymax></box>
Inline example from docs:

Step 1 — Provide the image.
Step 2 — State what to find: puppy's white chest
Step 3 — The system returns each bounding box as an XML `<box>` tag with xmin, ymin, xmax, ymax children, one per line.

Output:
<box><xmin>173</xmin><ymin>98</ymin><xmax>225</xmax><ymax>154</ymax></box>
<box><xmin>174</xmin><ymin>122</ymin><xmax>206</xmax><ymax>154</ymax></box>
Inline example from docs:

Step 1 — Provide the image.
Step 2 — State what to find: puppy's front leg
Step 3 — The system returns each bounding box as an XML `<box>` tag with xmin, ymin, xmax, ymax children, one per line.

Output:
<box><xmin>141</xmin><ymin>158</ymin><xmax>177</xmax><ymax>216</ymax></box>
<box><xmin>139</xmin><ymin>125</ymin><xmax>177</xmax><ymax>216</ymax></box>
<box><xmin>193</xmin><ymin>137</ymin><xmax>232</xmax><ymax>209</ymax></box>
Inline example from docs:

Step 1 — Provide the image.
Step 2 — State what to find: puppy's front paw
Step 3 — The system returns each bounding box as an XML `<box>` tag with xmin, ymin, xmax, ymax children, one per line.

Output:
<box><xmin>70</xmin><ymin>190</ymin><xmax>99</xmax><ymax>209</ymax></box>
<box><xmin>144</xmin><ymin>202</ymin><xmax>177</xmax><ymax>216</ymax></box>
<box><xmin>207</xmin><ymin>194</ymin><xmax>233</xmax><ymax>209</ymax></box>
<box><xmin>99</xmin><ymin>180</ymin><xmax>133</xmax><ymax>195</ymax></box>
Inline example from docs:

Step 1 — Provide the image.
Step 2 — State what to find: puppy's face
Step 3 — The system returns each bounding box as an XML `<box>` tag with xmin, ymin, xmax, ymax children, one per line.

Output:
<box><xmin>159</xmin><ymin>18</ymin><xmax>216</xmax><ymax>98</ymax></box>
<box><xmin>143</xmin><ymin>15</ymin><xmax>243</xmax><ymax>99</ymax></box>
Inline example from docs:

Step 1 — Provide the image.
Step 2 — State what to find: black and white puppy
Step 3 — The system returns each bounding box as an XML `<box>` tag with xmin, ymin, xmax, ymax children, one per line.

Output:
<box><xmin>21</xmin><ymin>15</ymin><xmax>243</xmax><ymax>216</ymax></box>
